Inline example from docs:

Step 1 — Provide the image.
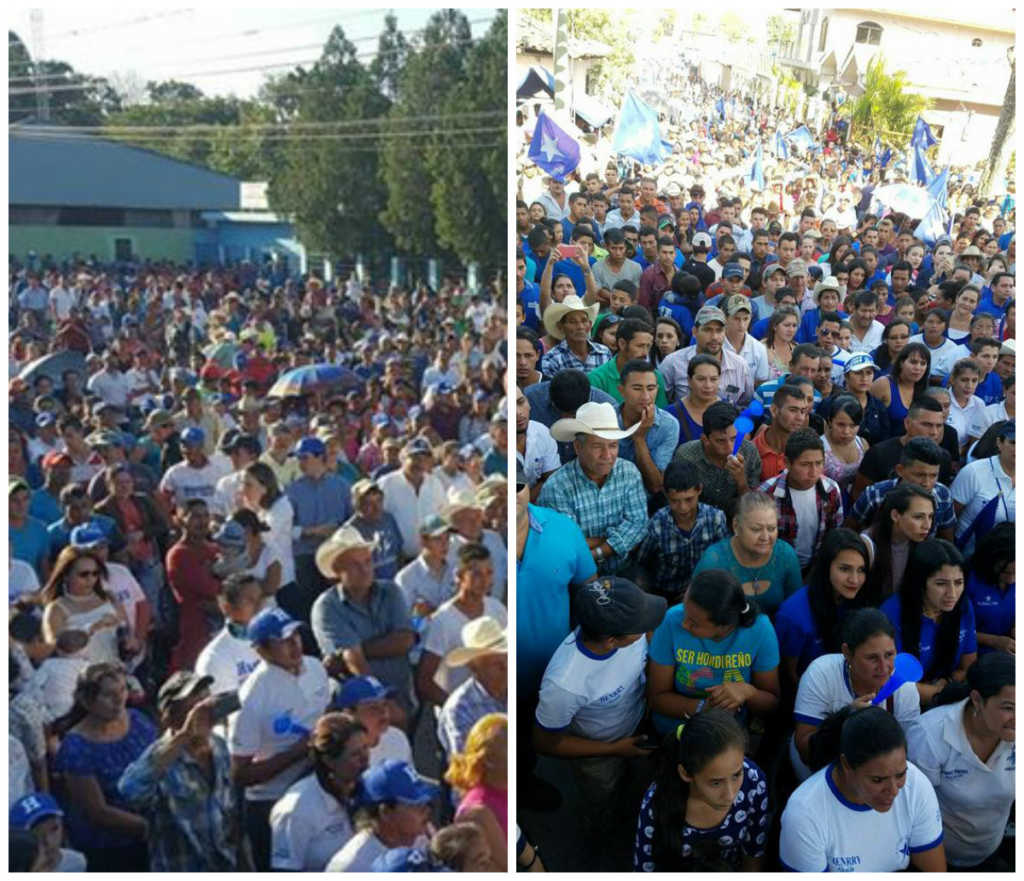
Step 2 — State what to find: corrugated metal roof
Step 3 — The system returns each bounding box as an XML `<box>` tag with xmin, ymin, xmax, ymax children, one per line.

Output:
<box><xmin>9</xmin><ymin>130</ymin><xmax>241</xmax><ymax>210</ymax></box>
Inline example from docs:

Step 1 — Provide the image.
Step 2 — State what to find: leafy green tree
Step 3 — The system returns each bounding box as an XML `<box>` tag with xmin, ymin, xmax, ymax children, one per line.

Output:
<box><xmin>843</xmin><ymin>56</ymin><xmax>930</xmax><ymax>148</ymax></box>
<box><xmin>369</xmin><ymin>12</ymin><xmax>410</xmax><ymax>100</ymax></box>
<box><xmin>426</xmin><ymin>10</ymin><xmax>506</xmax><ymax>268</ymax></box>
<box><xmin>266</xmin><ymin>25</ymin><xmax>393</xmax><ymax>258</ymax></box>
<box><xmin>718</xmin><ymin>12</ymin><xmax>750</xmax><ymax>44</ymax></box>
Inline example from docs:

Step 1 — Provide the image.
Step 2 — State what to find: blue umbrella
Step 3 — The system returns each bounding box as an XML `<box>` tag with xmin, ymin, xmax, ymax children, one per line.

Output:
<box><xmin>267</xmin><ymin>363</ymin><xmax>363</xmax><ymax>399</ymax></box>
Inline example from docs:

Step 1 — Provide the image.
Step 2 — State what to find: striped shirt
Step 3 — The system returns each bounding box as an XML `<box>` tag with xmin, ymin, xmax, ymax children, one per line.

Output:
<box><xmin>635</xmin><ymin>504</ymin><xmax>729</xmax><ymax>597</ymax></box>
<box><xmin>540</xmin><ymin>339</ymin><xmax>613</xmax><ymax>379</ymax></box>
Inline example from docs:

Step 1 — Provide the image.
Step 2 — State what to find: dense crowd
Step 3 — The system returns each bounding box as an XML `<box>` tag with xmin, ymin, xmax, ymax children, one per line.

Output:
<box><xmin>8</xmin><ymin>257</ymin><xmax>509</xmax><ymax>872</ymax></box>
<box><xmin>515</xmin><ymin>74</ymin><xmax>1015</xmax><ymax>873</ymax></box>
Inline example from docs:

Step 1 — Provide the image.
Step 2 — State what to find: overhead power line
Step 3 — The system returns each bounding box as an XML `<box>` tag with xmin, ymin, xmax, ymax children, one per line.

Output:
<box><xmin>13</xmin><ymin>125</ymin><xmax>505</xmax><ymax>142</ymax></box>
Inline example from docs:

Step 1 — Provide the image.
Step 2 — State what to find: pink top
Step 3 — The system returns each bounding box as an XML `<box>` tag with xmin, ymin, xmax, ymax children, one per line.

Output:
<box><xmin>456</xmin><ymin>783</ymin><xmax>507</xmax><ymax>835</ymax></box>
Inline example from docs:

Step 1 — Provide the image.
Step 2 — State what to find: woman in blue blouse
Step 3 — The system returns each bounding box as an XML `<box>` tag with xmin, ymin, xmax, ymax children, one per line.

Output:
<box><xmin>775</xmin><ymin>529</ymin><xmax>875</xmax><ymax>689</ymax></box>
<box><xmin>965</xmin><ymin>522</ymin><xmax>1015</xmax><ymax>655</ymax></box>
<box><xmin>881</xmin><ymin>539</ymin><xmax>978</xmax><ymax>709</ymax></box>
<box><xmin>53</xmin><ymin>662</ymin><xmax>156</xmax><ymax>871</ymax></box>
<box><xmin>692</xmin><ymin>491</ymin><xmax>802</xmax><ymax>616</ymax></box>
<box><xmin>634</xmin><ymin>709</ymin><xmax>770</xmax><ymax>871</ymax></box>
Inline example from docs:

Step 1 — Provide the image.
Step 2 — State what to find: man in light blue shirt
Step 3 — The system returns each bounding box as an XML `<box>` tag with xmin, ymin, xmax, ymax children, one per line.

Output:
<box><xmin>614</xmin><ymin>360</ymin><xmax>679</xmax><ymax>496</ymax></box>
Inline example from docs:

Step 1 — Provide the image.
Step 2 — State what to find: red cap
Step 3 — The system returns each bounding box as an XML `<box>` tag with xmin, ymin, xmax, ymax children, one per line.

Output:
<box><xmin>41</xmin><ymin>451</ymin><xmax>73</xmax><ymax>469</ymax></box>
<box><xmin>200</xmin><ymin>363</ymin><xmax>222</xmax><ymax>380</ymax></box>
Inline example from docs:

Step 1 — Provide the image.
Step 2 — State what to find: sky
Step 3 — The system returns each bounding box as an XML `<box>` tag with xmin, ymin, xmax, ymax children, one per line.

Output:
<box><xmin>9</xmin><ymin>7</ymin><xmax>500</xmax><ymax>101</ymax></box>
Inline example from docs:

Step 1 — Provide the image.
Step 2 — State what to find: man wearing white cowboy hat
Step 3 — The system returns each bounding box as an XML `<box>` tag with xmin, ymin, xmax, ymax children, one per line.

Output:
<box><xmin>537</xmin><ymin>401</ymin><xmax>647</xmax><ymax>575</ymax></box>
<box><xmin>310</xmin><ymin>526</ymin><xmax>415</xmax><ymax>717</ymax></box>
<box><xmin>538</xmin><ymin>295</ymin><xmax>612</xmax><ymax>379</ymax></box>
<box><xmin>436</xmin><ymin>616</ymin><xmax>507</xmax><ymax>757</ymax></box>
<box><xmin>442</xmin><ymin>489</ymin><xmax>506</xmax><ymax>600</ymax></box>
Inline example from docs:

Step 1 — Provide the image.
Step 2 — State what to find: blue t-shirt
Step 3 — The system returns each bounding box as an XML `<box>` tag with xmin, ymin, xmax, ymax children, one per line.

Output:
<box><xmin>10</xmin><ymin>516</ymin><xmax>50</xmax><ymax>573</ymax></box>
<box><xmin>28</xmin><ymin>488</ymin><xmax>62</xmax><ymax>528</ymax></box>
<box><xmin>648</xmin><ymin>602</ymin><xmax>780</xmax><ymax>734</ymax></box>
<box><xmin>517</xmin><ymin>504</ymin><xmax>598</xmax><ymax>695</ymax></box>
<box><xmin>53</xmin><ymin>709</ymin><xmax>157</xmax><ymax>850</ymax></box>
<box><xmin>965</xmin><ymin>572</ymin><xmax>1014</xmax><ymax>651</ymax></box>
<box><xmin>975</xmin><ymin>371</ymin><xmax>1004</xmax><ymax>406</ymax></box>
<box><xmin>692</xmin><ymin>538</ymin><xmax>802</xmax><ymax>616</ymax></box>
<box><xmin>518</xmin><ymin>281</ymin><xmax>541</xmax><ymax>331</ymax></box>
<box><xmin>880</xmin><ymin>593</ymin><xmax>978</xmax><ymax>676</ymax></box>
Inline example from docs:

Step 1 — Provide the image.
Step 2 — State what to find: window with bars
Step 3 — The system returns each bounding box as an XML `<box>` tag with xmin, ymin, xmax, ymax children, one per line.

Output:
<box><xmin>855</xmin><ymin>21</ymin><xmax>883</xmax><ymax>45</ymax></box>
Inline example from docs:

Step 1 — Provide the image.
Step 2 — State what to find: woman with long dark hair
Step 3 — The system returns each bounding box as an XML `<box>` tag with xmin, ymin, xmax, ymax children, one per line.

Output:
<box><xmin>870</xmin><ymin>319</ymin><xmax>912</xmax><ymax>376</ymax></box>
<box><xmin>647</xmin><ymin>569</ymin><xmax>780</xmax><ymax>736</ymax></box>
<box><xmin>881</xmin><ymin>538</ymin><xmax>977</xmax><ymax>708</ymax></box>
<box><xmin>634</xmin><ymin>709</ymin><xmax>770</xmax><ymax>871</ymax></box>
<box><xmin>242</xmin><ymin>461</ymin><xmax>297</xmax><ymax>613</ymax></box>
<box><xmin>869</xmin><ymin>341</ymin><xmax>931</xmax><ymax>438</ymax></box>
<box><xmin>820</xmin><ymin>395</ymin><xmax>869</xmax><ymax>501</ymax></box>
<box><xmin>775</xmin><ymin>529</ymin><xmax>874</xmax><ymax>687</ymax></box>
<box><xmin>790</xmin><ymin>608</ymin><xmax>920</xmax><ymax>781</ymax></box>
<box><xmin>861</xmin><ymin>483</ymin><xmax>935</xmax><ymax>598</ymax></box>
<box><xmin>965</xmin><ymin>522</ymin><xmax>1015</xmax><ymax>655</ymax></box>
<box><xmin>780</xmin><ymin>706</ymin><xmax>945</xmax><ymax>871</ymax></box>
<box><xmin>907</xmin><ymin>652</ymin><xmax>1015</xmax><ymax>870</ymax></box>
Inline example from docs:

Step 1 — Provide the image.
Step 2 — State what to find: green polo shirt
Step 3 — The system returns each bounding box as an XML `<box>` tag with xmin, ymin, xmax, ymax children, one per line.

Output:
<box><xmin>586</xmin><ymin>357</ymin><xmax>669</xmax><ymax>407</ymax></box>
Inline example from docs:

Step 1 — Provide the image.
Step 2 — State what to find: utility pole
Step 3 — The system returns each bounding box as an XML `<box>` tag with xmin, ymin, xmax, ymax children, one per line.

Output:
<box><xmin>30</xmin><ymin>8</ymin><xmax>50</xmax><ymax>121</ymax></box>
<box><xmin>552</xmin><ymin>8</ymin><xmax>570</xmax><ymax>116</ymax></box>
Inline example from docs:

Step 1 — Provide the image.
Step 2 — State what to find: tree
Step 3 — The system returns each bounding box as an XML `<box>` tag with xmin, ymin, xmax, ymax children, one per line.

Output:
<box><xmin>146</xmin><ymin>80</ymin><xmax>204</xmax><ymax>103</ymax></box>
<box><xmin>379</xmin><ymin>9</ymin><xmax>474</xmax><ymax>258</ymax></box>
<box><xmin>843</xmin><ymin>56</ymin><xmax>929</xmax><ymax>148</ymax></box>
<box><xmin>978</xmin><ymin>49</ymin><xmax>1015</xmax><ymax>198</ymax></box>
<box><xmin>266</xmin><ymin>25</ymin><xmax>393</xmax><ymax>258</ymax></box>
<box><xmin>8</xmin><ymin>41</ymin><xmax>121</xmax><ymax>126</ymax></box>
<box><xmin>766</xmin><ymin>15</ymin><xmax>796</xmax><ymax>53</ymax></box>
<box><xmin>369</xmin><ymin>12</ymin><xmax>410</xmax><ymax>100</ymax></box>
<box><xmin>652</xmin><ymin>11</ymin><xmax>677</xmax><ymax>41</ymax></box>
<box><xmin>719</xmin><ymin>12</ymin><xmax>750</xmax><ymax>44</ymax></box>
<box><xmin>427</xmin><ymin>10</ymin><xmax>506</xmax><ymax>269</ymax></box>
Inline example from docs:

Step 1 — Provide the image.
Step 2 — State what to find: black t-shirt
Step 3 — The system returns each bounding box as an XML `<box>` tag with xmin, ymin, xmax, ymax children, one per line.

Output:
<box><xmin>858</xmin><ymin>435</ymin><xmax>954</xmax><ymax>485</ymax></box>
<box><xmin>682</xmin><ymin>258</ymin><xmax>716</xmax><ymax>294</ymax></box>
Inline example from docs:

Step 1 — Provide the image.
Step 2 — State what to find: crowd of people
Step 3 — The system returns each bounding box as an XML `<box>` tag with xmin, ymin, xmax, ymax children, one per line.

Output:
<box><xmin>8</xmin><ymin>257</ymin><xmax>509</xmax><ymax>872</ymax></box>
<box><xmin>515</xmin><ymin>72</ymin><xmax>1015</xmax><ymax>873</ymax></box>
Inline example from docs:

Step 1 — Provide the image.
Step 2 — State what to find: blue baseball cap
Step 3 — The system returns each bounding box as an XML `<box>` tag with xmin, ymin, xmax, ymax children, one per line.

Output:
<box><xmin>355</xmin><ymin>760</ymin><xmax>440</xmax><ymax>808</ymax></box>
<box><xmin>437</xmin><ymin>381</ymin><xmax>455</xmax><ymax>394</ymax></box>
<box><xmin>333</xmin><ymin>675</ymin><xmax>397</xmax><ymax>709</ymax></box>
<box><xmin>69</xmin><ymin>523</ymin><xmax>108</xmax><ymax>549</ymax></box>
<box><xmin>35</xmin><ymin>411</ymin><xmax>56</xmax><ymax>428</ymax></box>
<box><xmin>371</xmin><ymin>847</ymin><xmax>440</xmax><ymax>872</ymax></box>
<box><xmin>180</xmin><ymin>426</ymin><xmax>205</xmax><ymax>448</ymax></box>
<box><xmin>10</xmin><ymin>793</ymin><xmax>63</xmax><ymax>830</ymax></box>
<box><xmin>247</xmin><ymin>606</ymin><xmax>303</xmax><ymax>644</ymax></box>
<box><xmin>844</xmin><ymin>353</ymin><xmax>878</xmax><ymax>375</ymax></box>
<box><xmin>723</xmin><ymin>262</ymin><xmax>744</xmax><ymax>279</ymax></box>
<box><xmin>292</xmin><ymin>436</ymin><xmax>326</xmax><ymax>458</ymax></box>
<box><xmin>371</xmin><ymin>413</ymin><xmax>391</xmax><ymax>428</ymax></box>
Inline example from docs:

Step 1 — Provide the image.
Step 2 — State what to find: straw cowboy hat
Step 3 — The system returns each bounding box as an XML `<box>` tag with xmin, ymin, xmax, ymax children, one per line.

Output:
<box><xmin>445</xmin><ymin>617</ymin><xmax>508</xmax><ymax>667</ymax></box>
<box><xmin>550</xmin><ymin>401</ymin><xmax>641</xmax><ymax>443</ymax></box>
<box><xmin>813</xmin><ymin>275</ymin><xmax>841</xmax><ymax>299</ymax></box>
<box><xmin>441</xmin><ymin>489</ymin><xmax>484</xmax><ymax>520</ymax></box>
<box><xmin>316</xmin><ymin>525</ymin><xmax>377</xmax><ymax>579</ymax></box>
<box><xmin>542</xmin><ymin>294</ymin><xmax>600</xmax><ymax>340</ymax></box>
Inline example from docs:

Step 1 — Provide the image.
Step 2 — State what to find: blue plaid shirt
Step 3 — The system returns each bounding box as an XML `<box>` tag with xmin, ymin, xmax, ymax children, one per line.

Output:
<box><xmin>118</xmin><ymin>733</ymin><xmax>240</xmax><ymax>872</ymax></box>
<box><xmin>850</xmin><ymin>478</ymin><xmax>955</xmax><ymax>536</ymax></box>
<box><xmin>537</xmin><ymin>457</ymin><xmax>648</xmax><ymax>574</ymax></box>
<box><xmin>636</xmin><ymin>503</ymin><xmax>729</xmax><ymax>597</ymax></box>
<box><xmin>540</xmin><ymin>339</ymin><xmax>612</xmax><ymax>379</ymax></box>
<box><xmin>437</xmin><ymin>677</ymin><xmax>506</xmax><ymax>757</ymax></box>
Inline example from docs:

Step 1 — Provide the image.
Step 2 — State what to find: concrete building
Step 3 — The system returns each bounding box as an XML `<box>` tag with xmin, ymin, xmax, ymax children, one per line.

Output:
<box><xmin>776</xmin><ymin>9</ymin><xmax>1013</xmax><ymax>165</ymax></box>
<box><xmin>9</xmin><ymin>129</ymin><xmax>306</xmax><ymax>269</ymax></box>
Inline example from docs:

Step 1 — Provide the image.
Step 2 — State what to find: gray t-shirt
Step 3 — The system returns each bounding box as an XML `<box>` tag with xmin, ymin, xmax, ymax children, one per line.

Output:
<box><xmin>591</xmin><ymin>257</ymin><xmax>642</xmax><ymax>292</ymax></box>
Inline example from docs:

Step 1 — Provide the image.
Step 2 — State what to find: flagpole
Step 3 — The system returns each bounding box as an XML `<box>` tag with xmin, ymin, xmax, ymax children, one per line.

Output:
<box><xmin>552</xmin><ymin>8</ymin><xmax>570</xmax><ymax>118</ymax></box>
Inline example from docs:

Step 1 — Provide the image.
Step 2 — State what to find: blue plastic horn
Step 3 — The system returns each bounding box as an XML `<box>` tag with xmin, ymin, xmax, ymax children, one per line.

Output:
<box><xmin>871</xmin><ymin>653</ymin><xmax>924</xmax><ymax>705</ymax></box>
<box><xmin>732</xmin><ymin>416</ymin><xmax>754</xmax><ymax>455</ymax></box>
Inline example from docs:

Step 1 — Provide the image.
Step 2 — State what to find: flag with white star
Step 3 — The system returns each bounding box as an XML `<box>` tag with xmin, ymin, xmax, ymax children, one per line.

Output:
<box><xmin>527</xmin><ymin>111</ymin><xmax>580</xmax><ymax>182</ymax></box>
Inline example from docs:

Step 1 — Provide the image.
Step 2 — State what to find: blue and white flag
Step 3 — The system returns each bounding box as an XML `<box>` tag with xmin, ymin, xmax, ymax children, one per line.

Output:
<box><xmin>914</xmin><ymin>198</ymin><xmax>948</xmax><ymax>246</ymax></box>
<box><xmin>748</xmin><ymin>144</ymin><xmax>765</xmax><ymax>191</ymax></box>
<box><xmin>912</xmin><ymin>144</ymin><xmax>933</xmax><ymax>186</ymax></box>
<box><xmin>527</xmin><ymin>111</ymin><xmax>580</xmax><ymax>182</ymax></box>
<box><xmin>774</xmin><ymin>129</ymin><xmax>789</xmax><ymax>160</ymax></box>
<box><xmin>911</xmin><ymin>116</ymin><xmax>937</xmax><ymax>150</ymax></box>
<box><xmin>874</xmin><ymin>136</ymin><xmax>892</xmax><ymax>169</ymax></box>
<box><xmin>785</xmin><ymin>125</ymin><xmax>815</xmax><ymax>152</ymax></box>
<box><xmin>926</xmin><ymin>166</ymin><xmax>950</xmax><ymax>210</ymax></box>
<box><xmin>715</xmin><ymin>97</ymin><xmax>725</xmax><ymax>121</ymax></box>
<box><xmin>612</xmin><ymin>91</ymin><xmax>672</xmax><ymax>165</ymax></box>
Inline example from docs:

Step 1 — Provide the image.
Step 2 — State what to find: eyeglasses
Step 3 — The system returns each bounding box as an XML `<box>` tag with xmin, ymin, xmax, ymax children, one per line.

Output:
<box><xmin>818</xmin><ymin>329</ymin><xmax>838</xmax><ymax>337</ymax></box>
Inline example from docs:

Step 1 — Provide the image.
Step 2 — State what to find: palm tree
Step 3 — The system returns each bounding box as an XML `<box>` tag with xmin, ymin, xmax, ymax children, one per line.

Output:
<box><xmin>978</xmin><ymin>47</ymin><xmax>1014</xmax><ymax>198</ymax></box>
<box><xmin>845</xmin><ymin>56</ymin><xmax>929</xmax><ymax>149</ymax></box>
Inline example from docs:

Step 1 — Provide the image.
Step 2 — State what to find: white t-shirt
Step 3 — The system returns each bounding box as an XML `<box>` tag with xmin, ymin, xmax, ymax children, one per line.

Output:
<box><xmin>49</xmin><ymin>286</ymin><xmax>78</xmax><ymax>321</ymax></box>
<box><xmin>260</xmin><ymin>495</ymin><xmax>296</xmax><ymax>586</ymax></box>
<box><xmin>103</xmin><ymin>562</ymin><xmax>146</xmax><ymax>637</ymax></box>
<box><xmin>229</xmin><ymin>657</ymin><xmax>331</xmax><ymax>801</ymax></box>
<box><xmin>906</xmin><ymin>698</ymin><xmax>1014</xmax><ymax>867</ymax></box>
<box><xmin>325</xmin><ymin>829</ymin><xmax>386</xmax><ymax>872</ymax></box>
<box><xmin>379</xmin><ymin>470</ymin><xmax>446</xmax><ymax>558</ymax></box>
<box><xmin>395</xmin><ymin>555</ymin><xmax>456</xmax><ymax>612</ymax></box>
<box><xmin>159</xmin><ymin>459</ymin><xmax>226</xmax><ymax>508</ymax></box>
<box><xmin>24</xmin><ymin>655</ymin><xmax>90</xmax><ymax>722</ymax></box>
<box><xmin>520</xmin><ymin>420</ymin><xmax>560</xmax><ymax>485</ymax></box>
<box><xmin>969</xmin><ymin>400</ymin><xmax>1010</xmax><ymax>440</ymax></box>
<box><xmin>448</xmin><ymin>530</ymin><xmax>508</xmax><ymax>602</ymax></box>
<box><xmin>908</xmin><ymin>334</ymin><xmax>963</xmax><ymax>380</ymax></box>
<box><xmin>124</xmin><ymin>367</ymin><xmax>160</xmax><ymax>411</ymax></box>
<box><xmin>86</xmin><ymin>369</ymin><xmax>134</xmax><ymax>408</ymax></box>
<box><xmin>57</xmin><ymin>849</ymin><xmax>88</xmax><ymax>871</ymax></box>
<box><xmin>951</xmin><ymin>455</ymin><xmax>1014</xmax><ymax>553</ymax></box>
<box><xmin>790</xmin><ymin>654</ymin><xmax>921</xmax><ymax>781</ymax></box>
<box><xmin>195</xmin><ymin>626</ymin><xmax>261</xmax><ymax>695</ymax></box>
<box><xmin>848</xmin><ymin>320</ymin><xmax>885</xmax><ymax>354</ymax></box>
<box><xmin>270</xmin><ymin>772</ymin><xmax>354</xmax><ymax>871</ymax></box>
<box><xmin>9</xmin><ymin>735</ymin><xmax>34</xmax><ymax>805</ymax></box>
<box><xmin>423</xmin><ymin>596</ymin><xmax>508</xmax><ymax>694</ymax></box>
<box><xmin>788</xmin><ymin>485</ymin><xmax>819</xmax><ymax>567</ymax></box>
<box><xmin>370</xmin><ymin>725</ymin><xmax>414</xmax><ymax>766</ymax></box>
<box><xmin>946</xmin><ymin>394</ymin><xmax>986</xmax><ymax>447</ymax></box>
<box><xmin>725</xmin><ymin>333</ymin><xmax>773</xmax><ymax>385</ymax></box>
<box><xmin>26</xmin><ymin>434</ymin><xmax>61</xmax><ymax>466</ymax></box>
<box><xmin>779</xmin><ymin>760</ymin><xmax>943</xmax><ymax>872</ymax></box>
<box><xmin>535</xmin><ymin>627</ymin><xmax>647</xmax><ymax>743</ymax></box>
